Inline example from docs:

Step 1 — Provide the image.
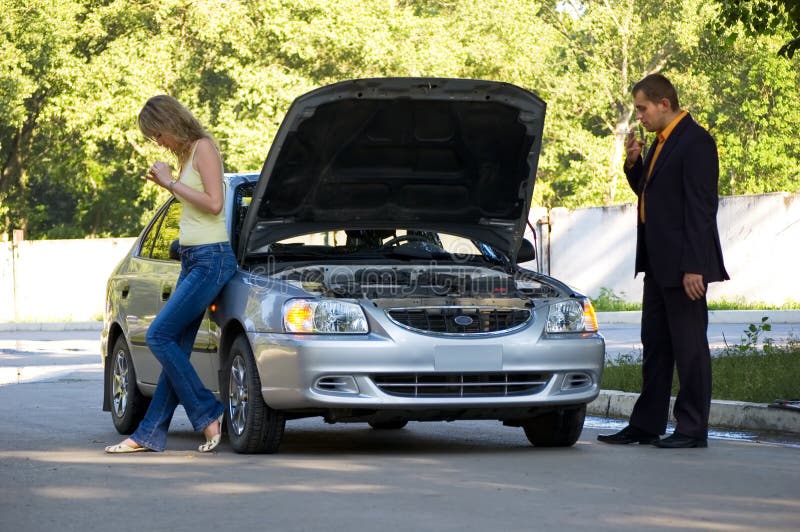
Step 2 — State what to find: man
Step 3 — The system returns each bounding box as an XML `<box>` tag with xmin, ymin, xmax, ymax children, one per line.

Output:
<box><xmin>598</xmin><ymin>74</ymin><xmax>729</xmax><ymax>449</ymax></box>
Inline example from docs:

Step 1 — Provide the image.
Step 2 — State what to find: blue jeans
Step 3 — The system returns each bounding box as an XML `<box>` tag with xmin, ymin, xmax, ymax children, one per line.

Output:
<box><xmin>131</xmin><ymin>242</ymin><xmax>237</xmax><ymax>451</ymax></box>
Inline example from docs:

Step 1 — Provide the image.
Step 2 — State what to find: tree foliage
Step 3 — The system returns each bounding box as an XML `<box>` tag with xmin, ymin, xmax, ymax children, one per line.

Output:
<box><xmin>1</xmin><ymin>0</ymin><xmax>799</xmax><ymax>239</ymax></box>
<box><xmin>694</xmin><ymin>32</ymin><xmax>800</xmax><ymax>195</ymax></box>
<box><xmin>713</xmin><ymin>0</ymin><xmax>800</xmax><ymax>58</ymax></box>
<box><xmin>532</xmin><ymin>0</ymin><xmax>724</xmax><ymax>207</ymax></box>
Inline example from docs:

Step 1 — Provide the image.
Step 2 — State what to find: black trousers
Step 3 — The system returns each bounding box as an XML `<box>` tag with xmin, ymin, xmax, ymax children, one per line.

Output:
<box><xmin>629</xmin><ymin>273</ymin><xmax>712</xmax><ymax>438</ymax></box>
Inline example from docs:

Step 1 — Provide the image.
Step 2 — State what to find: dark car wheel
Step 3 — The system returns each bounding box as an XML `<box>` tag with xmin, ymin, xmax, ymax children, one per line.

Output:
<box><xmin>109</xmin><ymin>336</ymin><xmax>149</xmax><ymax>434</ymax></box>
<box><xmin>224</xmin><ymin>334</ymin><xmax>285</xmax><ymax>454</ymax></box>
<box><xmin>368</xmin><ymin>420</ymin><xmax>408</xmax><ymax>430</ymax></box>
<box><xmin>522</xmin><ymin>405</ymin><xmax>586</xmax><ymax>447</ymax></box>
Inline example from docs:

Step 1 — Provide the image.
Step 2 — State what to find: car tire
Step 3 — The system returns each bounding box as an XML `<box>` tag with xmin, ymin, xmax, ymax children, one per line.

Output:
<box><xmin>522</xmin><ymin>405</ymin><xmax>586</xmax><ymax>447</ymax></box>
<box><xmin>368</xmin><ymin>420</ymin><xmax>408</xmax><ymax>430</ymax></box>
<box><xmin>108</xmin><ymin>336</ymin><xmax>149</xmax><ymax>435</ymax></box>
<box><xmin>224</xmin><ymin>334</ymin><xmax>285</xmax><ymax>454</ymax></box>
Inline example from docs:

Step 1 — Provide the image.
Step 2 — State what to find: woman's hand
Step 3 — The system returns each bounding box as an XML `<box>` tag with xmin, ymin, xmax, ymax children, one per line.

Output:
<box><xmin>145</xmin><ymin>161</ymin><xmax>174</xmax><ymax>189</ymax></box>
<box><xmin>143</xmin><ymin>139</ymin><xmax>223</xmax><ymax>214</ymax></box>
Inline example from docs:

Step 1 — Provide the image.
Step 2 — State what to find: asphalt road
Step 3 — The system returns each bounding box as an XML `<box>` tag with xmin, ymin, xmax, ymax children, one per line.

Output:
<box><xmin>602</xmin><ymin>320</ymin><xmax>799</xmax><ymax>360</ymax></box>
<box><xmin>2</xmin><ymin>319</ymin><xmax>798</xmax><ymax>382</ymax></box>
<box><xmin>1</xmin><ymin>328</ymin><xmax>799</xmax><ymax>531</ymax></box>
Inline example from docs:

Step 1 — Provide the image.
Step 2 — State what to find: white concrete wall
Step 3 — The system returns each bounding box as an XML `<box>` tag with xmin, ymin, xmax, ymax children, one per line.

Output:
<box><xmin>544</xmin><ymin>192</ymin><xmax>800</xmax><ymax>305</ymax></box>
<box><xmin>0</xmin><ymin>192</ymin><xmax>797</xmax><ymax>322</ymax></box>
<box><xmin>713</xmin><ymin>193</ymin><xmax>800</xmax><ymax>305</ymax></box>
<box><xmin>0</xmin><ymin>238</ymin><xmax>136</xmax><ymax>322</ymax></box>
<box><xmin>545</xmin><ymin>203</ymin><xmax>642</xmax><ymax>301</ymax></box>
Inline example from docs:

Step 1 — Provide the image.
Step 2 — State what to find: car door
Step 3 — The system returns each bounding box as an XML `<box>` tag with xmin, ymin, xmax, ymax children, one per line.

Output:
<box><xmin>122</xmin><ymin>200</ymin><xmax>216</xmax><ymax>387</ymax></box>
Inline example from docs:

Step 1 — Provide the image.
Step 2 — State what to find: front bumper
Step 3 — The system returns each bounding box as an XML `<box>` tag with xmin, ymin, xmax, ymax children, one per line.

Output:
<box><xmin>248</xmin><ymin>327</ymin><xmax>605</xmax><ymax>412</ymax></box>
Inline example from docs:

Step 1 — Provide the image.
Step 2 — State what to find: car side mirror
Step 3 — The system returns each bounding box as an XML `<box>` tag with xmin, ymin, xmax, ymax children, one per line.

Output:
<box><xmin>517</xmin><ymin>238</ymin><xmax>535</xmax><ymax>263</ymax></box>
<box><xmin>169</xmin><ymin>239</ymin><xmax>180</xmax><ymax>261</ymax></box>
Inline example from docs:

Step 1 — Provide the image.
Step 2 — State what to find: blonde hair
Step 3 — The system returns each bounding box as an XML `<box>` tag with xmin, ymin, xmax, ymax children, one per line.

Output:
<box><xmin>138</xmin><ymin>95</ymin><xmax>215</xmax><ymax>162</ymax></box>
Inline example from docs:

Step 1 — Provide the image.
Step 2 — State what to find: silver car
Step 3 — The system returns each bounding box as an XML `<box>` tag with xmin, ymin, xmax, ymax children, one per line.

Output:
<box><xmin>102</xmin><ymin>77</ymin><xmax>605</xmax><ymax>453</ymax></box>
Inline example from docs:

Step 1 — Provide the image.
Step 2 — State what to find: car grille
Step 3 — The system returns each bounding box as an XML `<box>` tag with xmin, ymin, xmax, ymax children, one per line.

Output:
<box><xmin>372</xmin><ymin>373</ymin><xmax>550</xmax><ymax>397</ymax></box>
<box><xmin>386</xmin><ymin>307</ymin><xmax>531</xmax><ymax>334</ymax></box>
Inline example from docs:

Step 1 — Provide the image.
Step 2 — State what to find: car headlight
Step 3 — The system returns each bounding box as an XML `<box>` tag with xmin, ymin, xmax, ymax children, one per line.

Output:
<box><xmin>546</xmin><ymin>298</ymin><xmax>598</xmax><ymax>333</ymax></box>
<box><xmin>283</xmin><ymin>299</ymin><xmax>369</xmax><ymax>334</ymax></box>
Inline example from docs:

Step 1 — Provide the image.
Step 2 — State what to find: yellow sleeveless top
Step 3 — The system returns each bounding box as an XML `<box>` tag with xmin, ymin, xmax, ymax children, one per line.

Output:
<box><xmin>176</xmin><ymin>140</ymin><xmax>229</xmax><ymax>246</ymax></box>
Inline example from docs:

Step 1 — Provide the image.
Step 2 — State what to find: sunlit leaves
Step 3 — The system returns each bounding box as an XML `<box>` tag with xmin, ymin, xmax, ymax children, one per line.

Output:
<box><xmin>1</xmin><ymin>0</ymin><xmax>799</xmax><ymax>238</ymax></box>
<box><xmin>714</xmin><ymin>0</ymin><xmax>800</xmax><ymax>57</ymax></box>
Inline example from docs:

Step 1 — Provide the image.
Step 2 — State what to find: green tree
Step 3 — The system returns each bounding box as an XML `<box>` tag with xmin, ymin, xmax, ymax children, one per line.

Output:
<box><xmin>532</xmin><ymin>0</ymin><xmax>723</xmax><ymax>208</ymax></box>
<box><xmin>713</xmin><ymin>0</ymin><xmax>800</xmax><ymax>57</ymax></box>
<box><xmin>0</xmin><ymin>0</ymin><xmax>84</xmax><ymax>236</ymax></box>
<box><xmin>1</xmin><ymin>0</ymin><xmax>799</xmax><ymax>239</ymax></box>
<box><xmin>0</xmin><ymin>0</ymin><xmax>164</xmax><ymax>238</ymax></box>
<box><xmin>692</xmin><ymin>33</ymin><xmax>800</xmax><ymax>195</ymax></box>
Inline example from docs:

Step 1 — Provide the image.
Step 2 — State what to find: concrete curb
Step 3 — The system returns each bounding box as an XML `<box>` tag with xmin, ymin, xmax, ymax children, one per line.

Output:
<box><xmin>0</xmin><ymin>321</ymin><xmax>103</xmax><ymax>332</ymax></box>
<box><xmin>598</xmin><ymin>309</ymin><xmax>800</xmax><ymax>325</ymax></box>
<box><xmin>0</xmin><ymin>364</ymin><xmax>103</xmax><ymax>386</ymax></box>
<box><xmin>588</xmin><ymin>390</ymin><xmax>800</xmax><ymax>435</ymax></box>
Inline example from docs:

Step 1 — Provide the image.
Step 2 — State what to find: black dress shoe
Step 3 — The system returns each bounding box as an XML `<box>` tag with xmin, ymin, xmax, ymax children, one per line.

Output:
<box><xmin>654</xmin><ymin>432</ymin><xmax>708</xmax><ymax>448</ymax></box>
<box><xmin>597</xmin><ymin>425</ymin><xmax>659</xmax><ymax>445</ymax></box>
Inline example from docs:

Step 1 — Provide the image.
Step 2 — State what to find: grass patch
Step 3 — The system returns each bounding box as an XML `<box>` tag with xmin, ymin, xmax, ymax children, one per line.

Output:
<box><xmin>602</xmin><ymin>319</ymin><xmax>800</xmax><ymax>403</ymax></box>
<box><xmin>591</xmin><ymin>288</ymin><xmax>800</xmax><ymax>312</ymax></box>
<box><xmin>603</xmin><ymin>347</ymin><xmax>799</xmax><ymax>403</ymax></box>
<box><xmin>591</xmin><ymin>288</ymin><xmax>641</xmax><ymax>312</ymax></box>
<box><xmin>707</xmin><ymin>297</ymin><xmax>800</xmax><ymax>310</ymax></box>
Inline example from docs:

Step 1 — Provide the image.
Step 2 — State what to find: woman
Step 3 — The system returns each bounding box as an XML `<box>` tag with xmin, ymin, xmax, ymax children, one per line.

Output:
<box><xmin>105</xmin><ymin>95</ymin><xmax>237</xmax><ymax>453</ymax></box>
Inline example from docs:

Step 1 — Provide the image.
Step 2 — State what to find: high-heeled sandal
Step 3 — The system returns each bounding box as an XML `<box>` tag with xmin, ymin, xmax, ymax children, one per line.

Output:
<box><xmin>198</xmin><ymin>413</ymin><xmax>224</xmax><ymax>453</ymax></box>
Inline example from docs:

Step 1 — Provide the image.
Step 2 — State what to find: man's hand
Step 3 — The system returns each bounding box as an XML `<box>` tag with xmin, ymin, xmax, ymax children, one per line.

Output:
<box><xmin>624</xmin><ymin>130</ymin><xmax>644</xmax><ymax>168</ymax></box>
<box><xmin>683</xmin><ymin>272</ymin><xmax>706</xmax><ymax>301</ymax></box>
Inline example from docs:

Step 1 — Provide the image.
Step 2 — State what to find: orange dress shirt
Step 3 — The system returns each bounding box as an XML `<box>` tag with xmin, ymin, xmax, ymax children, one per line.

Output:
<box><xmin>640</xmin><ymin>110</ymin><xmax>688</xmax><ymax>223</ymax></box>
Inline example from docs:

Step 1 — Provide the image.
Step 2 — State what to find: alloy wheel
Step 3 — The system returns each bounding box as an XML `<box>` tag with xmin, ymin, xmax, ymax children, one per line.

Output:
<box><xmin>228</xmin><ymin>355</ymin><xmax>249</xmax><ymax>436</ymax></box>
<box><xmin>111</xmin><ymin>349</ymin><xmax>129</xmax><ymax>417</ymax></box>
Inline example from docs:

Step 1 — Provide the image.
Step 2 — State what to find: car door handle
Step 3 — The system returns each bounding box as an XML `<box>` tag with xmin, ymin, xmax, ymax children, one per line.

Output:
<box><xmin>121</xmin><ymin>285</ymin><xmax>130</xmax><ymax>299</ymax></box>
<box><xmin>161</xmin><ymin>284</ymin><xmax>173</xmax><ymax>301</ymax></box>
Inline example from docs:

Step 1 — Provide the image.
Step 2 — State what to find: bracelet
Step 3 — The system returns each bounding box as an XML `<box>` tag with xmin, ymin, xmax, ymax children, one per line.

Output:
<box><xmin>167</xmin><ymin>179</ymin><xmax>177</xmax><ymax>192</ymax></box>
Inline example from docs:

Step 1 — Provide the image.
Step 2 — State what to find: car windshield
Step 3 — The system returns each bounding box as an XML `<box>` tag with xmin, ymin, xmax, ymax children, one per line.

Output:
<box><xmin>248</xmin><ymin>229</ymin><xmax>497</xmax><ymax>263</ymax></box>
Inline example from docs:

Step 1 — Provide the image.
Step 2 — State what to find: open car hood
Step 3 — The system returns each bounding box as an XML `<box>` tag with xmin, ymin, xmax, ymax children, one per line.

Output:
<box><xmin>240</xmin><ymin>77</ymin><xmax>546</xmax><ymax>264</ymax></box>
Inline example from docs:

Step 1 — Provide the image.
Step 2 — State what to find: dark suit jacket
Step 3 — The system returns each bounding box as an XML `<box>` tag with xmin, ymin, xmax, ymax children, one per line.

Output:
<box><xmin>625</xmin><ymin>113</ymin><xmax>729</xmax><ymax>288</ymax></box>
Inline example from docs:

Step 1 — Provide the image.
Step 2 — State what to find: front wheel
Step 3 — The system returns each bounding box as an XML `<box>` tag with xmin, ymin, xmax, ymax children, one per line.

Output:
<box><xmin>224</xmin><ymin>334</ymin><xmax>285</xmax><ymax>454</ymax></box>
<box><xmin>108</xmin><ymin>336</ymin><xmax>149</xmax><ymax>434</ymax></box>
<box><xmin>522</xmin><ymin>405</ymin><xmax>586</xmax><ymax>447</ymax></box>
